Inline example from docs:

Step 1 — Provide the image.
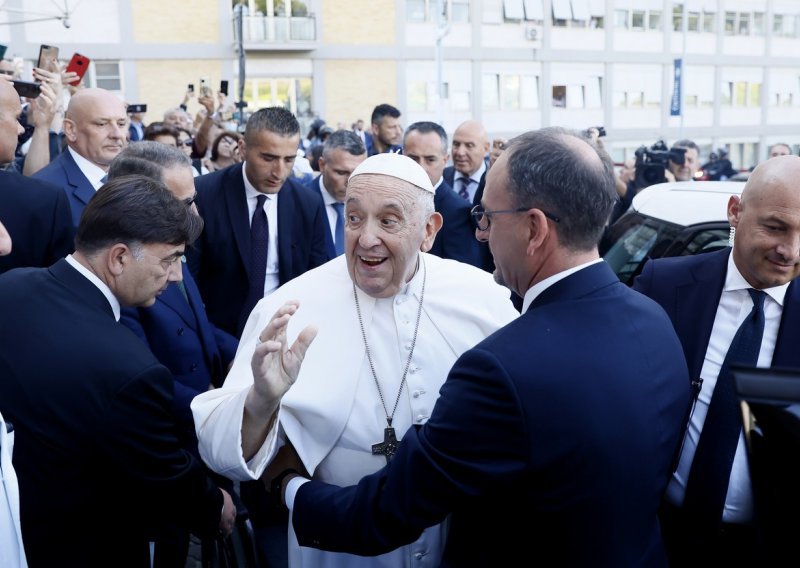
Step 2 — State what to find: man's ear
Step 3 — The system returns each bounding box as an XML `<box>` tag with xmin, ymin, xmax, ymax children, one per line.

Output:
<box><xmin>63</xmin><ymin>118</ymin><xmax>77</xmax><ymax>143</ymax></box>
<box><xmin>727</xmin><ymin>195</ymin><xmax>742</xmax><ymax>228</ymax></box>
<box><xmin>525</xmin><ymin>208</ymin><xmax>552</xmax><ymax>256</ymax></box>
<box><xmin>107</xmin><ymin>243</ymin><xmax>131</xmax><ymax>277</ymax></box>
<box><xmin>419</xmin><ymin>212</ymin><xmax>444</xmax><ymax>253</ymax></box>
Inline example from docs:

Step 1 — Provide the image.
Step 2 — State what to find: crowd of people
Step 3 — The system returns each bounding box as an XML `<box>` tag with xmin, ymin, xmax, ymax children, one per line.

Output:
<box><xmin>1</xmin><ymin>53</ymin><xmax>800</xmax><ymax>568</ymax></box>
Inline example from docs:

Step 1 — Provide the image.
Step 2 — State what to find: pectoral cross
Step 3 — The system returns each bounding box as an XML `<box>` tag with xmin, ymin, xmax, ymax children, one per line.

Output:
<box><xmin>372</xmin><ymin>426</ymin><xmax>399</xmax><ymax>463</ymax></box>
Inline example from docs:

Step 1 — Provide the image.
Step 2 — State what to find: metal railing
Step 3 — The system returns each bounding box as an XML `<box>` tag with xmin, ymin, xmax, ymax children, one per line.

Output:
<box><xmin>234</xmin><ymin>14</ymin><xmax>316</xmax><ymax>44</ymax></box>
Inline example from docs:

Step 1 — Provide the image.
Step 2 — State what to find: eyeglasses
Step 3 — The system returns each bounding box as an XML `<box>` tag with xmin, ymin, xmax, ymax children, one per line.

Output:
<box><xmin>470</xmin><ymin>205</ymin><xmax>560</xmax><ymax>231</ymax></box>
<box><xmin>177</xmin><ymin>139</ymin><xmax>194</xmax><ymax>147</ymax></box>
<box><xmin>183</xmin><ymin>193</ymin><xmax>197</xmax><ymax>207</ymax></box>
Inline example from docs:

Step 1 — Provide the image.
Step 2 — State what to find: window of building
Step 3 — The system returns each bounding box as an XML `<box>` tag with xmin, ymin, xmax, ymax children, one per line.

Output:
<box><xmin>673</xmin><ymin>4</ymin><xmax>683</xmax><ymax>31</ymax></box>
<box><xmin>521</xmin><ymin>75</ymin><xmax>539</xmax><ymax>108</ymax></box>
<box><xmin>523</xmin><ymin>0</ymin><xmax>544</xmax><ymax>22</ymax></box>
<box><xmin>407</xmin><ymin>81</ymin><xmax>428</xmax><ymax>112</ymax></box>
<box><xmin>649</xmin><ymin>10</ymin><xmax>662</xmax><ymax>29</ymax></box>
<box><xmin>407</xmin><ymin>0</ymin><xmax>470</xmax><ymax>22</ymax></box>
<box><xmin>89</xmin><ymin>61</ymin><xmax>122</xmax><ymax>92</ymax></box>
<box><xmin>504</xmin><ymin>0</ymin><xmax>525</xmax><ymax>21</ymax></box>
<box><xmin>552</xmin><ymin>85</ymin><xmax>567</xmax><ymax>107</ymax></box>
<box><xmin>242</xmin><ymin>77</ymin><xmax>312</xmax><ymax>118</ymax></box>
<box><xmin>614</xmin><ymin>9</ymin><xmax>628</xmax><ymax>28</ymax></box>
<box><xmin>724</xmin><ymin>11</ymin><xmax>736</xmax><ymax>33</ymax></box>
<box><xmin>483</xmin><ymin>74</ymin><xmax>500</xmax><ymax>110</ymax></box>
<box><xmin>502</xmin><ymin>75</ymin><xmax>521</xmax><ymax>110</ymax></box>
<box><xmin>738</xmin><ymin>12</ymin><xmax>750</xmax><ymax>34</ymax></box>
<box><xmin>687</xmin><ymin>11</ymin><xmax>700</xmax><ymax>31</ymax></box>
<box><xmin>753</xmin><ymin>12</ymin><xmax>764</xmax><ymax>34</ymax></box>
<box><xmin>702</xmin><ymin>12</ymin><xmax>715</xmax><ymax>32</ymax></box>
<box><xmin>721</xmin><ymin>80</ymin><xmax>762</xmax><ymax>107</ymax></box>
<box><xmin>631</xmin><ymin>10</ymin><xmax>646</xmax><ymax>29</ymax></box>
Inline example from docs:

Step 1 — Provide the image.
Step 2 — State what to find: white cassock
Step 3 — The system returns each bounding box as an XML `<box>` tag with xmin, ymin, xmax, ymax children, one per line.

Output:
<box><xmin>192</xmin><ymin>253</ymin><xmax>519</xmax><ymax>568</ymax></box>
<box><xmin>0</xmin><ymin>411</ymin><xmax>27</xmax><ymax>568</ymax></box>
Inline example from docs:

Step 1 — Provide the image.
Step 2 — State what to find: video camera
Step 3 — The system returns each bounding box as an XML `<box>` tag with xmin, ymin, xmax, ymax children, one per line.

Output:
<box><xmin>633</xmin><ymin>140</ymin><xmax>687</xmax><ymax>190</ymax></box>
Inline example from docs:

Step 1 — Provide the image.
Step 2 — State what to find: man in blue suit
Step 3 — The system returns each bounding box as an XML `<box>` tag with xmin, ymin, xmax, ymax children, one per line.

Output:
<box><xmin>259</xmin><ymin>127</ymin><xmax>692</xmax><ymax>566</ymax></box>
<box><xmin>633</xmin><ymin>155</ymin><xmax>800</xmax><ymax>566</ymax></box>
<box><xmin>187</xmin><ymin>106</ymin><xmax>332</xmax><ymax>339</ymax></box>
<box><xmin>108</xmin><ymin>142</ymin><xmax>238</xmax><ymax>568</ymax></box>
<box><xmin>403</xmin><ymin>121</ymin><xmax>481</xmax><ymax>268</ymax></box>
<box><xmin>304</xmin><ymin>129</ymin><xmax>366</xmax><ymax>257</ymax></box>
<box><xmin>33</xmin><ymin>88</ymin><xmax>128</xmax><ymax>227</ymax></box>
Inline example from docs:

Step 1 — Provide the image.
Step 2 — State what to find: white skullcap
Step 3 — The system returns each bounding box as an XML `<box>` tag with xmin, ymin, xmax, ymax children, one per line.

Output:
<box><xmin>349</xmin><ymin>152</ymin><xmax>435</xmax><ymax>194</ymax></box>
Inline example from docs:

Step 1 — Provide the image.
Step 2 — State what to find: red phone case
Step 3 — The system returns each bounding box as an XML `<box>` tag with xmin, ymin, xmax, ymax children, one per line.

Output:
<box><xmin>66</xmin><ymin>53</ymin><xmax>90</xmax><ymax>86</ymax></box>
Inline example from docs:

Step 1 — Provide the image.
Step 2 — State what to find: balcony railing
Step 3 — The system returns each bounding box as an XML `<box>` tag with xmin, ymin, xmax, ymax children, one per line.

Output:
<box><xmin>235</xmin><ymin>15</ymin><xmax>317</xmax><ymax>44</ymax></box>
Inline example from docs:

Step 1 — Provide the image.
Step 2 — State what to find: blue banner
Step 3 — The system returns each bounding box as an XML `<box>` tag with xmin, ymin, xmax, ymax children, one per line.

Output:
<box><xmin>670</xmin><ymin>58</ymin><xmax>683</xmax><ymax>117</ymax></box>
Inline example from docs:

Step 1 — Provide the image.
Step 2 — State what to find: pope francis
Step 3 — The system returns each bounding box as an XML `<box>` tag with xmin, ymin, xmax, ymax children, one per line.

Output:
<box><xmin>192</xmin><ymin>152</ymin><xmax>518</xmax><ymax>567</ymax></box>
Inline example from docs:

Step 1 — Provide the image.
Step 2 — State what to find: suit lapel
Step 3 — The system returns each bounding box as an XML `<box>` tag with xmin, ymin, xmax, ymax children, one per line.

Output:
<box><xmin>62</xmin><ymin>152</ymin><xmax>96</xmax><ymax>207</ymax></box>
<box><xmin>224</xmin><ymin>164</ymin><xmax>252</xmax><ymax>277</ymax></box>
<box><xmin>673</xmin><ymin>250</ymin><xmax>728</xmax><ymax>379</ymax></box>
<box><xmin>182</xmin><ymin>265</ymin><xmax>221</xmax><ymax>374</ymax></box>
<box><xmin>772</xmin><ymin>279</ymin><xmax>800</xmax><ymax>366</ymax></box>
<box><xmin>277</xmin><ymin>180</ymin><xmax>294</xmax><ymax>285</ymax></box>
<box><xmin>157</xmin><ymin>282</ymin><xmax>196</xmax><ymax>328</ymax></box>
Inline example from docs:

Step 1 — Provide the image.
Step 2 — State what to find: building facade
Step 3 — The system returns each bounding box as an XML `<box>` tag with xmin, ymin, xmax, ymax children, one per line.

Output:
<box><xmin>2</xmin><ymin>0</ymin><xmax>799</xmax><ymax>168</ymax></box>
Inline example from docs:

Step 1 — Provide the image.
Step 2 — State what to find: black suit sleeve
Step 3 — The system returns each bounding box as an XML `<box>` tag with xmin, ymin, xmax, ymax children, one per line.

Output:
<box><xmin>47</xmin><ymin>187</ymin><xmax>75</xmax><ymax>262</ymax></box>
<box><xmin>100</xmin><ymin>362</ymin><xmax>222</xmax><ymax>538</ymax></box>
<box><xmin>292</xmin><ymin>347</ymin><xmax>527</xmax><ymax>555</ymax></box>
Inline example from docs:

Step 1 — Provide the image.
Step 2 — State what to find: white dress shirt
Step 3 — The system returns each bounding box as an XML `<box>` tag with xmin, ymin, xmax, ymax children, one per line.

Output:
<box><xmin>665</xmin><ymin>253</ymin><xmax>788</xmax><ymax>524</ymax></box>
<box><xmin>242</xmin><ymin>164</ymin><xmax>280</xmax><ymax>297</ymax></box>
<box><xmin>67</xmin><ymin>147</ymin><xmax>107</xmax><ymax>190</ymax></box>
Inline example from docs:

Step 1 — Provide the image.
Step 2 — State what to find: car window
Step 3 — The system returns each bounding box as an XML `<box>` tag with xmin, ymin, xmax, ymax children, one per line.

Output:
<box><xmin>603</xmin><ymin>213</ymin><xmax>682</xmax><ymax>285</ymax></box>
<box><xmin>680</xmin><ymin>228</ymin><xmax>730</xmax><ymax>256</ymax></box>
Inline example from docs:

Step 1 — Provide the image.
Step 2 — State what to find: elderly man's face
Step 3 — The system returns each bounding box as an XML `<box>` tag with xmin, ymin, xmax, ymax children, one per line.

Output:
<box><xmin>64</xmin><ymin>91</ymin><xmax>128</xmax><ymax>169</ymax></box>
<box><xmin>728</xmin><ymin>157</ymin><xmax>800</xmax><ymax>289</ymax></box>
<box><xmin>0</xmin><ymin>81</ymin><xmax>23</xmax><ymax>164</ymax></box>
<box><xmin>344</xmin><ymin>174</ymin><xmax>439</xmax><ymax>298</ymax></box>
<box><xmin>452</xmin><ymin>121</ymin><xmax>490</xmax><ymax>177</ymax></box>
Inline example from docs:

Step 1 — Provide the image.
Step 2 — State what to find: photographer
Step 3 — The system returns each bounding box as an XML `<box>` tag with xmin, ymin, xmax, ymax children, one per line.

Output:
<box><xmin>610</xmin><ymin>138</ymin><xmax>699</xmax><ymax>224</ymax></box>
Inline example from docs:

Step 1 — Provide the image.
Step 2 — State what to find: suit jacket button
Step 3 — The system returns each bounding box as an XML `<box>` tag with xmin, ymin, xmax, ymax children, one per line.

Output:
<box><xmin>177</xmin><ymin>327</ymin><xmax>184</xmax><ymax>335</ymax></box>
<box><xmin>190</xmin><ymin>363</ymin><xmax>198</xmax><ymax>372</ymax></box>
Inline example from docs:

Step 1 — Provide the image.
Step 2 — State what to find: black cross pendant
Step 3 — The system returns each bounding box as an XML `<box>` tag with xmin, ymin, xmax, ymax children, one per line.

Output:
<box><xmin>372</xmin><ymin>427</ymin><xmax>399</xmax><ymax>463</ymax></box>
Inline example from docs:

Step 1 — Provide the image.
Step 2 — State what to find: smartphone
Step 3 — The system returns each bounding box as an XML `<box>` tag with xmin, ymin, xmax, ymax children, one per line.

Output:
<box><xmin>0</xmin><ymin>44</ymin><xmax>7</xmax><ymax>60</ymax></box>
<box><xmin>12</xmin><ymin>80</ymin><xmax>42</xmax><ymax>99</ymax></box>
<box><xmin>220</xmin><ymin>80</ymin><xmax>229</xmax><ymax>96</ymax></box>
<box><xmin>36</xmin><ymin>44</ymin><xmax>59</xmax><ymax>72</ymax></box>
<box><xmin>187</xmin><ymin>83</ymin><xmax>195</xmax><ymax>93</ymax></box>
<box><xmin>127</xmin><ymin>103</ymin><xmax>147</xmax><ymax>113</ymax></box>
<box><xmin>596</xmin><ymin>126</ymin><xmax>607</xmax><ymax>137</ymax></box>
<box><xmin>65</xmin><ymin>53</ymin><xmax>90</xmax><ymax>86</ymax></box>
<box><xmin>199</xmin><ymin>79</ymin><xmax>212</xmax><ymax>97</ymax></box>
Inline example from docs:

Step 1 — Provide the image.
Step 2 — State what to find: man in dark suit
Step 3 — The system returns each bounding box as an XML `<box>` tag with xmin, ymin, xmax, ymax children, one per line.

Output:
<box><xmin>403</xmin><ymin>121</ymin><xmax>481</xmax><ymax>268</ymax></box>
<box><xmin>633</xmin><ymin>155</ymin><xmax>800</xmax><ymax>566</ymax></box>
<box><xmin>33</xmin><ymin>88</ymin><xmax>128</xmax><ymax>227</ymax></box>
<box><xmin>305</xmin><ymin>129</ymin><xmax>366</xmax><ymax>258</ymax></box>
<box><xmin>188</xmin><ymin>106</ymin><xmax>331</xmax><ymax>339</ymax></box>
<box><xmin>109</xmin><ymin>142</ymin><xmax>239</xmax><ymax>568</ymax></box>
<box><xmin>260</xmin><ymin>127</ymin><xmax>692</xmax><ymax>566</ymax></box>
<box><xmin>0</xmin><ymin>79</ymin><xmax>74</xmax><ymax>274</ymax></box>
<box><xmin>364</xmin><ymin>103</ymin><xmax>403</xmax><ymax>156</ymax></box>
<box><xmin>0</xmin><ymin>176</ymin><xmax>235</xmax><ymax>567</ymax></box>
<box><xmin>110</xmin><ymin>143</ymin><xmax>238</xmax><ymax>445</ymax></box>
<box><xmin>442</xmin><ymin>119</ymin><xmax>490</xmax><ymax>206</ymax></box>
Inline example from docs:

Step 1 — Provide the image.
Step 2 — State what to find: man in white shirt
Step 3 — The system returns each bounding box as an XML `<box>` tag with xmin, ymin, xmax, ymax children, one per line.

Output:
<box><xmin>33</xmin><ymin>88</ymin><xmax>128</xmax><ymax>227</ymax></box>
<box><xmin>634</xmin><ymin>155</ymin><xmax>800</xmax><ymax>565</ymax></box>
<box><xmin>192</xmin><ymin>152</ymin><xmax>519</xmax><ymax>568</ymax></box>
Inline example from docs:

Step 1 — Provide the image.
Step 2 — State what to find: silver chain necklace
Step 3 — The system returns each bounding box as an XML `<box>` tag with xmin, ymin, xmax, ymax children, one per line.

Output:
<box><xmin>353</xmin><ymin>255</ymin><xmax>427</xmax><ymax>462</ymax></box>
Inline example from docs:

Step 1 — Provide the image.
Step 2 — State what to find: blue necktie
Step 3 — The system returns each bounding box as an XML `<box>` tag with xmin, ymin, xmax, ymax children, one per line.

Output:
<box><xmin>332</xmin><ymin>201</ymin><xmax>345</xmax><ymax>256</ymax></box>
<box><xmin>682</xmin><ymin>288</ymin><xmax>767</xmax><ymax>531</ymax></box>
<box><xmin>458</xmin><ymin>176</ymin><xmax>473</xmax><ymax>200</ymax></box>
<box><xmin>242</xmin><ymin>194</ymin><xmax>269</xmax><ymax>323</ymax></box>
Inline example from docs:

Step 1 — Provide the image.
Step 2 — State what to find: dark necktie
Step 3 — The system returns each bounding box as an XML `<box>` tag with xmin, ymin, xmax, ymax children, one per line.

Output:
<box><xmin>242</xmin><ymin>194</ymin><xmax>269</xmax><ymax>322</ymax></box>
<box><xmin>458</xmin><ymin>176</ymin><xmax>473</xmax><ymax>200</ymax></box>
<box><xmin>332</xmin><ymin>201</ymin><xmax>345</xmax><ymax>256</ymax></box>
<box><xmin>682</xmin><ymin>288</ymin><xmax>767</xmax><ymax>531</ymax></box>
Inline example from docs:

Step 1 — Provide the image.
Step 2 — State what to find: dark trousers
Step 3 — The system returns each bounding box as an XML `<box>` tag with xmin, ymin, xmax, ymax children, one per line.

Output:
<box><xmin>659</xmin><ymin>501</ymin><xmax>758</xmax><ymax>567</ymax></box>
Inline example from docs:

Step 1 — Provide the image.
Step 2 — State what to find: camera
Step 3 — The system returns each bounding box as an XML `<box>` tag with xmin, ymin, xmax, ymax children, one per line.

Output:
<box><xmin>633</xmin><ymin>140</ymin><xmax>686</xmax><ymax>190</ymax></box>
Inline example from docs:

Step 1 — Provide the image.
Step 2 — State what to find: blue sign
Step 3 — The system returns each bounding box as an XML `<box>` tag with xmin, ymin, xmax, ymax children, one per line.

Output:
<box><xmin>670</xmin><ymin>58</ymin><xmax>683</xmax><ymax>117</ymax></box>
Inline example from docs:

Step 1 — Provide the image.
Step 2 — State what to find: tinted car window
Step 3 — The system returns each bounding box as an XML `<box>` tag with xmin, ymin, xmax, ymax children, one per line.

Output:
<box><xmin>602</xmin><ymin>213</ymin><xmax>682</xmax><ymax>285</ymax></box>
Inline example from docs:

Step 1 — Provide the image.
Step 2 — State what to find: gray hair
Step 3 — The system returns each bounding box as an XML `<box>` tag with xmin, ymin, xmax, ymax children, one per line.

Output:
<box><xmin>505</xmin><ymin>127</ymin><xmax>616</xmax><ymax>251</ymax></box>
<box><xmin>109</xmin><ymin>140</ymin><xmax>191</xmax><ymax>179</ymax></box>
<box><xmin>322</xmin><ymin>130</ymin><xmax>366</xmax><ymax>160</ymax></box>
